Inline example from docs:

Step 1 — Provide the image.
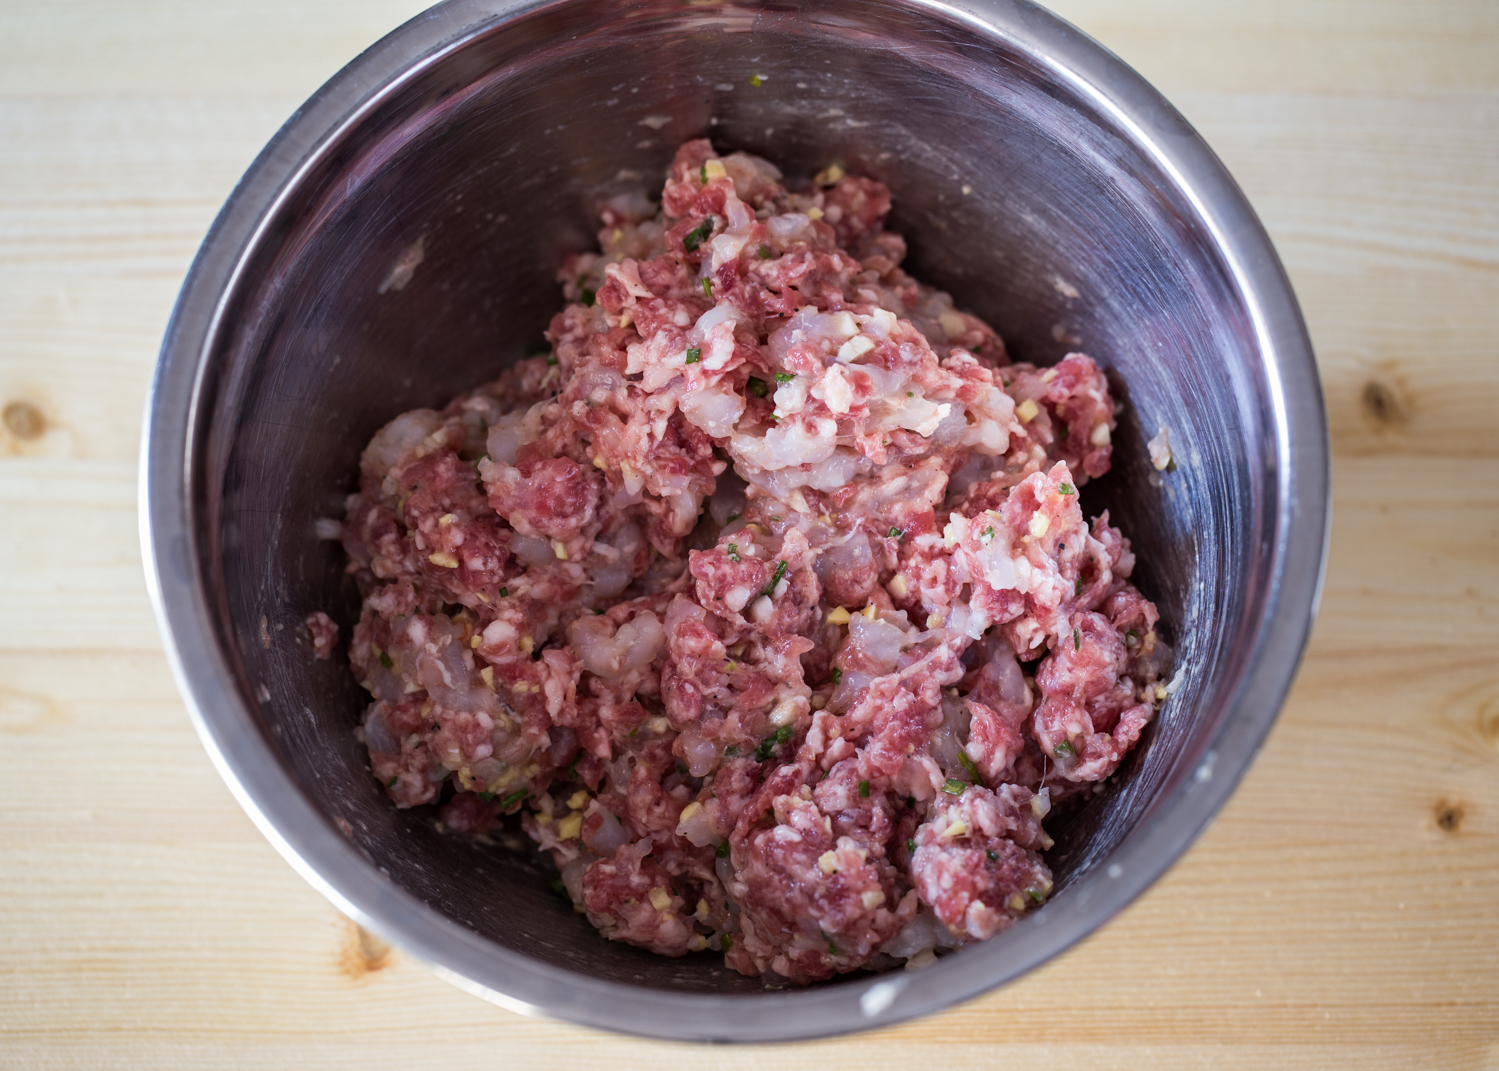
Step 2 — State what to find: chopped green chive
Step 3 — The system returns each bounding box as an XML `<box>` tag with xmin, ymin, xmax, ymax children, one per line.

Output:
<box><xmin>906</xmin><ymin>391</ymin><xmax>915</xmax><ymax>397</ymax></box>
<box><xmin>762</xmin><ymin>559</ymin><xmax>788</xmax><ymax>597</ymax></box>
<box><xmin>499</xmin><ymin>587</ymin><xmax>509</xmax><ymax>597</ymax></box>
<box><xmin>726</xmin><ymin>543</ymin><xmax>741</xmax><ymax>563</ymax></box>
<box><xmin>1027</xmin><ymin>888</ymin><xmax>1044</xmax><ymax>904</ymax></box>
<box><xmin>757</xmin><ymin>245</ymin><xmax>773</xmax><ymax>259</ymax></box>
<box><xmin>684</xmin><ymin>216</ymin><xmax>716</xmax><ymax>253</ymax></box>
<box><xmin>701</xmin><ymin>277</ymin><xmax>713</xmax><ymax>297</ymax></box>
<box><xmin>1057</xmin><ymin>423</ymin><xmax>1068</xmax><ymax>439</ymax></box>
<box><xmin>594</xmin><ymin>608</ymin><xmax>604</xmax><ymax>615</ymax></box>
<box><xmin>699</xmin><ymin>163</ymin><xmax>708</xmax><ymax>183</ymax></box>
<box><xmin>580</xmin><ymin>288</ymin><xmax>595</xmax><ymax>307</ymax></box>
<box><xmin>827</xmin><ymin>941</ymin><xmax>839</xmax><ymax>955</ymax></box>
<box><xmin>716</xmin><ymin>841</ymin><xmax>730</xmax><ymax>858</ymax></box>
<box><xmin>478</xmin><ymin>790</ymin><xmax>495</xmax><ymax>802</ymax></box>
<box><xmin>378</xmin><ymin>651</ymin><xmax>393</xmax><ymax>669</ymax></box>
<box><xmin>500</xmin><ymin>788</ymin><xmax>530</xmax><ymax>808</ymax></box>
<box><xmin>830</xmin><ymin>668</ymin><xmax>842</xmax><ymax>684</ymax></box>
<box><xmin>888</xmin><ymin>526</ymin><xmax>902</xmax><ymax>539</ymax></box>
<box><xmin>858</xmin><ymin>780</ymin><xmax>870</xmax><ymax>798</ymax></box>
<box><xmin>1054</xmin><ymin>741</ymin><xmax>1075</xmax><ymax>758</ymax></box>
<box><xmin>1059</xmin><ymin>482</ymin><xmax>1075</xmax><ymax>495</ymax></box>
<box><xmin>774</xmin><ymin>371</ymin><xmax>795</xmax><ymax>383</ymax></box>
<box><xmin>750</xmin><ymin>72</ymin><xmax>764</xmax><ymax>88</ymax></box>
<box><xmin>1074</xmin><ymin>628</ymin><xmax>1081</xmax><ymax>650</ymax></box>
<box><xmin>907</xmin><ymin>837</ymin><xmax>917</xmax><ymax>853</ymax></box>
<box><xmin>545</xmin><ymin>353</ymin><xmax>559</xmax><ymax>366</ymax></box>
<box><xmin>1126</xmin><ymin>629</ymin><xmax>1139</xmax><ymax>641</ymax></box>
<box><xmin>957</xmin><ymin>750</ymin><xmax>980</xmax><ymax>780</ymax></box>
<box><xmin>941</xmin><ymin>778</ymin><xmax>966</xmax><ymax>795</ymax></box>
<box><xmin>754</xmin><ymin>724</ymin><xmax>795</xmax><ymax>762</ymax></box>
<box><xmin>1075</xmin><ymin>578</ymin><xmax>1083</xmax><ymax>597</ymax></box>
<box><xmin>725</xmin><ymin>513</ymin><xmax>740</xmax><ymax>524</ymax></box>
<box><xmin>724</xmin><ymin>745</ymin><xmax>738</xmax><ymax>756</ymax></box>
<box><xmin>721</xmin><ymin>934</ymin><xmax>733</xmax><ymax>951</ymax></box>
<box><xmin>986</xmin><ymin>849</ymin><xmax>998</xmax><ymax>861</ymax></box>
<box><xmin>747</xmin><ymin>377</ymin><xmax>769</xmax><ymax>397</ymax></box>
<box><xmin>386</xmin><ymin>776</ymin><xmax>398</xmax><ymax>788</ymax></box>
<box><xmin>685</xmin><ymin>346</ymin><xmax>702</xmax><ymax>364</ymax></box>
<box><xmin>550</xmin><ymin>876</ymin><xmax>568</xmax><ymax>898</ymax></box>
<box><xmin>982</xmin><ymin>526</ymin><xmax>995</xmax><ymax>539</ymax></box>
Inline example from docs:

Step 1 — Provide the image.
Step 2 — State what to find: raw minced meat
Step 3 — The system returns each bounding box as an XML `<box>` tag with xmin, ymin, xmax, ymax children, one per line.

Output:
<box><xmin>332</xmin><ymin>140</ymin><xmax>1169</xmax><ymax>983</ymax></box>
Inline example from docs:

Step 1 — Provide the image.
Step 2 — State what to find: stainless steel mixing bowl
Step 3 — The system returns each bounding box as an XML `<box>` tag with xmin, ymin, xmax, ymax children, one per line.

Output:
<box><xmin>140</xmin><ymin>0</ymin><xmax>1329</xmax><ymax>1041</ymax></box>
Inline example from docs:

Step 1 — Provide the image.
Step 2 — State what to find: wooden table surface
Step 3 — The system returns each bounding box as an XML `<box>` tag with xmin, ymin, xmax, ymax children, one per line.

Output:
<box><xmin>2</xmin><ymin>1</ymin><xmax>1496</xmax><ymax>1067</ymax></box>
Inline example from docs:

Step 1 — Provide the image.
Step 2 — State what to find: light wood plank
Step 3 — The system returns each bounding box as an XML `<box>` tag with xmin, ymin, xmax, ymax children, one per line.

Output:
<box><xmin>1</xmin><ymin>0</ymin><xmax>1497</xmax><ymax>1067</ymax></box>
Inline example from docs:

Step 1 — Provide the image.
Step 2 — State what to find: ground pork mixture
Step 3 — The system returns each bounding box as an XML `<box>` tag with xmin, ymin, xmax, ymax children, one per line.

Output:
<box><xmin>331</xmin><ymin>140</ymin><xmax>1171</xmax><ymax>983</ymax></box>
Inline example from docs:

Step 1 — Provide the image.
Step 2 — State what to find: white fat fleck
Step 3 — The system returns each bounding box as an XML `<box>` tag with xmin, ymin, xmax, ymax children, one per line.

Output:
<box><xmin>1148</xmin><ymin>426</ymin><xmax>1173</xmax><ymax>470</ymax></box>
<box><xmin>827</xmin><ymin>311</ymin><xmax>859</xmax><ymax>339</ymax></box>
<box><xmin>860</xmin><ymin>308</ymin><xmax>898</xmax><ymax>338</ymax></box>
<box><xmin>836</xmin><ymin>334</ymin><xmax>875</xmax><ymax>363</ymax></box>
<box><xmin>638</xmin><ymin>115</ymin><xmax>673</xmax><ymax>129</ymax></box>
<box><xmin>815</xmin><ymin>365</ymin><xmax>854</xmax><ymax>414</ymax></box>
<box><xmin>378</xmin><ymin>236</ymin><xmax>425</xmax><ymax>294</ymax></box>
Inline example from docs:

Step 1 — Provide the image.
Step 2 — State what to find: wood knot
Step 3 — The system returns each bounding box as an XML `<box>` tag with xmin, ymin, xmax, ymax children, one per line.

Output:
<box><xmin>1361</xmin><ymin>378</ymin><xmax>1408</xmax><ymax>428</ymax></box>
<box><xmin>1434</xmin><ymin>800</ymin><xmax>1465</xmax><ymax>833</ymax></box>
<box><xmin>2</xmin><ymin>400</ymin><xmax>46</xmax><ymax>441</ymax></box>
<box><xmin>340</xmin><ymin>921</ymin><xmax>394</xmax><ymax>980</ymax></box>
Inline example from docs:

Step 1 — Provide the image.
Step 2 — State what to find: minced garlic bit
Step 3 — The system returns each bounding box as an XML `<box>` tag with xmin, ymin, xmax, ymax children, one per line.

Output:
<box><xmin>807</xmin><ymin>206</ymin><xmax>825</xmax><ymax>220</ymax></box>
<box><xmin>861</xmin><ymin>604</ymin><xmax>877</xmax><ymax>619</ymax></box>
<box><xmin>1091</xmin><ymin>422</ymin><xmax>1112</xmax><ymax>446</ymax></box>
<box><xmin>1028</xmin><ymin>512</ymin><xmax>1050</xmax><ymax>539</ymax></box>
<box><xmin>696</xmin><ymin>898</ymin><xmax>710</xmax><ymax>921</ymax></box>
<box><xmin>479</xmin><ymin>666</ymin><xmax>494</xmax><ymax>688</ymax></box>
<box><xmin>567</xmin><ymin>789</ymin><xmax>590</xmax><ymax>810</ymax></box>
<box><xmin>887</xmin><ymin>574</ymin><xmax>910</xmax><ymax>598</ymax></box>
<box><xmin>551</xmin><ymin>539</ymin><xmax>569</xmax><ymax>560</ymax></box>
<box><xmin>861</xmin><ymin>889</ymin><xmax>886</xmax><ymax>910</ymax></box>
<box><xmin>1015</xmin><ymin>398</ymin><xmax>1040</xmax><ymax>423</ymax></box>
<box><xmin>1007</xmin><ymin>893</ymin><xmax>1028</xmax><ymax>912</ymax></box>
<box><xmin>941</xmin><ymin>819</ymin><xmax>968</xmax><ymax>839</ymax></box>
<box><xmin>518</xmin><ymin>636</ymin><xmax>534</xmax><ymax>655</ymax></box>
<box><xmin>818</xmin><ymin>850</ymin><xmax>839</xmax><ymax>875</ymax></box>
<box><xmin>826</xmin><ymin>605</ymin><xmax>852</xmax><ymax>625</ymax></box>
<box><xmin>438</xmin><ymin>512</ymin><xmax>456</xmax><ymax>527</ymax></box>
<box><xmin>555</xmin><ymin>812</ymin><xmax>583</xmax><ymax>840</ymax></box>
<box><xmin>689</xmin><ymin>934</ymin><xmax>709</xmax><ymax>952</ymax></box>
<box><xmin>927</xmin><ymin>613</ymin><xmax>944</xmax><ymax>629</ymax></box>
<box><xmin>648</xmin><ymin>886</ymin><xmax>673</xmax><ymax>912</ymax></box>
<box><xmin>814</xmin><ymin>163</ymin><xmax>845</xmax><ymax>185</ymax></box>
<box><xmin>428</xmin><ymin>551</ymin><xmax>459</xmax><ymax>568</ymax></box>
<box><xmin>702</xmin><ymin>158</ymin><xmax>728</xmax><ymax>181</ymax></box>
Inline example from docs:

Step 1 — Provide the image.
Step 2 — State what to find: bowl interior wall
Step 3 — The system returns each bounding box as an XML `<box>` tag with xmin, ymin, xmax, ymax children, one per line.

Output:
<box><xmin>199</xmin><ymin>0</ymin><xmax>1271</xmax><ymax>992</ymax></box>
